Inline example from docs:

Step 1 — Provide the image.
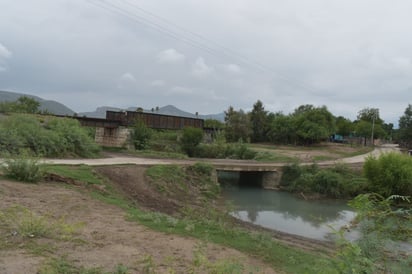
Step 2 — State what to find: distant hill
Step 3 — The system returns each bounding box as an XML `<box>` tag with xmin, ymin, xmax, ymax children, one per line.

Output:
<box><xmin>79</xmin><ymin>104</ymin><xmax>225</xmax><ymax>121</ymax></box>
<box><xmin>0</xmin><ymin>90</ymin><xmax>75</xmax><ymax>115</ymax></box>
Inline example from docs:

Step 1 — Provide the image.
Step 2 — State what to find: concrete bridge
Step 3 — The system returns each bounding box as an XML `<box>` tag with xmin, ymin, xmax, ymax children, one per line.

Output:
<box><xmin>42</xmin><ymin>157</ymin><xmax>284</xmax><ymax>188</ymax></box>
<box><xmin>211</xmin><ymin>162</ymin><xmax>283</xmax><ymax>189</ymax></box>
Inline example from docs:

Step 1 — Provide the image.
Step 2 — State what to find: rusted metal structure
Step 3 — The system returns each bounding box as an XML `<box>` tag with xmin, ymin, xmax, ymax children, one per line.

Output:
<box><xmin>63</xmin><ymin>110</ymin><xmax>205</xmax><ymax>147</ymax></box>
<box><xmin>106</xmin><ymin>111</ymin><xmax>204</xmax><ymax>130</ymax></box>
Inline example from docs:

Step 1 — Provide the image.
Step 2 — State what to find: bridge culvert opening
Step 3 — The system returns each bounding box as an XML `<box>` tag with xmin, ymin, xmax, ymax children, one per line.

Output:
<box><xmin>217</xmin><ymin>171</ymin><xmax>263</xmax><ymax>188</ymax></box>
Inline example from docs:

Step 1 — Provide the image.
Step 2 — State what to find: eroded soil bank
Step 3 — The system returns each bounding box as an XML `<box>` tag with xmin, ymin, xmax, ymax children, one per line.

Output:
<box><xmin>96</xmin><ymin>165</ymin><xmax>335</xmax><ymax>253</ymax></box>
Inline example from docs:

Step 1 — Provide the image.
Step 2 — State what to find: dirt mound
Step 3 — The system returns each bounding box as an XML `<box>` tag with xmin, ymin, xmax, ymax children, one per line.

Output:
<box><xmin>96</xmin><ymin>165</ymin><xmax>181</xmax><ymax>215</ymax></box>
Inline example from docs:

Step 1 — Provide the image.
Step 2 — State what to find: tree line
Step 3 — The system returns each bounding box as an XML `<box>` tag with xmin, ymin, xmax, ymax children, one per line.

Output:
<box><xmin>206</xmin><ymin>100</ymin><xmax>412</xmax><ymax>147</ymax></box>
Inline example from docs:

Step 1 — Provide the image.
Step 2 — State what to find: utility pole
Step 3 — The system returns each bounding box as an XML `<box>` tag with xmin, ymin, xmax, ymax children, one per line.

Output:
<box><xmin>371</xmin><ymin>109</ymin><xmax>376</xmax><ymax>146</ymax></box>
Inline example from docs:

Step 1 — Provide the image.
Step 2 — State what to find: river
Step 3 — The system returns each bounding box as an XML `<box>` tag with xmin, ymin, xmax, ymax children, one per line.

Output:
<box><xmin>220</xmin><ymin>173</ymin><xmax>356</xmax><ymax>241</ymax></box>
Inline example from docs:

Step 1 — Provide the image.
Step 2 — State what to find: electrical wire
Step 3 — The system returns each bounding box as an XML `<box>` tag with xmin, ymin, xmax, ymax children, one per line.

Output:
<box><xmin>86</xmin><ymin>0</ymin><xmax>324</xmax><ymax>94</ymax></box>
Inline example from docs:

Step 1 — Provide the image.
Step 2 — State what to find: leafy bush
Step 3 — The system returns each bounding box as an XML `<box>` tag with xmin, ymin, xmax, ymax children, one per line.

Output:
<box><xmin>334</xmin><ymin>194</ymin><xmax>412</xmax><ymax>273</ymax></box>
<box><xmin>227</xmin><ymin>141</ymin><xmax>257</xmax><ymax>159</ymax></box>
<box><xmin>312</xmin><ymin>169</ymin><xmax>344</xmax><ymax>197</ymax></box>
<box><xmin>0</xmin><ymin>114</ymin><xmax>100</xmax><ymax>158</ymax></box>
<box><xmin>130</xmin><ymin>119</ymin><xmax>152</xmax><ymax>150</ymax></box>
<box><xmin>180</xmin><ymin>127</ymin><xmax>204</xmax><ymax>156</ymax></box>
<box><xmin>279</xmin><ymin>163</ymin><xmax>302</xmax><ymax>187</ymax></box>
<box><xmin>193</xmin><ymin>143</ymin><xmax>227</xmax><ymax>158</ymax></box>
<box><xmin>193</xmin><ymin>141</ymin><xmax>256</xmax><ymax>160</ymax></box>
<box><xmin>281</xmin><ymin>163</ymin><xmax>366</xmax><ymax>198</ymax></box>
<box><xmin>189</xmin><ymin>162</ymin><xmax>214</xmax><ymax>176</ymax></box>
<box><xmin>363</xmin><ymin>152</ymin><xmax>412</xmax><ymax>196</ymax></box>
<box><xmin>2</xmin><ymin>156</ymin><xmax>44</xmax><ymax>183</ymax></box>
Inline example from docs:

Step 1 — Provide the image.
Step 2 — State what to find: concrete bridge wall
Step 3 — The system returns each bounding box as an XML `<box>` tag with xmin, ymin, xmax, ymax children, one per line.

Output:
<box><xmin>95</xmin><ymin>127</ymin><xmax>130</xmax><ymax>147</ymax></box>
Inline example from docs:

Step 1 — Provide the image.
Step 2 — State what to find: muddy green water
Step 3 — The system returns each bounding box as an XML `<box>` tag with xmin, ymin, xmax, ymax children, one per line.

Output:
<box><xmin>222</xmin><ymin>185</ymin><xmax>355</xmax><ymax>241</ymax></box>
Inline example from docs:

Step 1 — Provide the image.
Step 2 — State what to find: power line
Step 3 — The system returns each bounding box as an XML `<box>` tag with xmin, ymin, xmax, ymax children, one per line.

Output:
<box><xmin>86</xmin><ymin>0</ymin><xmax>234</xmax><ymax>61</ymax></box>
<box><xmin>86</xmin><ymin>0</ymin><xmax>324</xmax><ymax>95</ymax></box>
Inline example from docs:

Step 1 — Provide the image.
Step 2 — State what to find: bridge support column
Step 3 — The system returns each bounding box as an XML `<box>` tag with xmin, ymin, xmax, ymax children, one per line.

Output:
<box><xmin>262</xmin><ymin>171</ymin><xmax>282</xmax><ymax>190</ymax></box>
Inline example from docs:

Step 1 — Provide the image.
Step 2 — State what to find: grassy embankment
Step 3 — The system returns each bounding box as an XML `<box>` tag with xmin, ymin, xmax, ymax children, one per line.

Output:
<box><xmin>249</xmin><ymin>143</ymin><xmax>373</xmax><ymax>162</ymax></box>
<box><xmin>40</xmin><ymin>164</ymin><xmax>338</xmax><ymax>273</ymax></box>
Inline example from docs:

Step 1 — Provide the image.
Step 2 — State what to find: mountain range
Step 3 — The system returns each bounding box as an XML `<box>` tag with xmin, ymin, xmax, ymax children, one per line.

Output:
<box><xmin>0</xmin><ymin>90</ymin><xmax>224</xmax><ymax>121</ymax></box>
<box><xmin>0</xmin><ymin>90</ymin><xmax>75</xmax><ymax>115</ymax></box>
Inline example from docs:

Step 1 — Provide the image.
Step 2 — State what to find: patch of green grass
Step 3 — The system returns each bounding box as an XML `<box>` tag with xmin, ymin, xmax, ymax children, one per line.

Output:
<box><xmin>39</xmin><ymin>257</ymin><xmax>131</xmax><ymax>274</ymax></box>
<box><xmin>127</xmin><ymin>207</ymin><xmax>335</xmax><ymax>273</ymax></box>
<box><xmin>25</xmin><ymin>241</ymin><xmax>56</xmax><ymax>256</ymax></box>
<box><xmin>45</xmin><ymin>165</ymin><xmax>102</xmax><ymax>185</ymax></box>
<box><xmin>129</xmin><ymin>149</ymin><xmax>187</xmax><ymax>159</ymax></box>
<box><xmin>146</xmin><ymin>165</ymin><xmax>185</xmax><ymax>183</ymax></box>
<box><xmin>38</xmin><ymin>257</ymin><xmax>103</xmax><ymax>274</ymax></box>
<box><xmin>312</xmin><ymin>155</ymin><xmax>336</xmax><ymax>161</ymax></box>
<box><xmin>336</xmin><ymin>146</ymin><xmax>373</xmax><ymax>157</ymax></box>
<box><xmin>101</xmin><ymin>146</ymin><xmax>128</xmax><ymax>153</ymax></box>
<box><xmin>254</xmin><ymin>151</ymin><xmax>298</xmax><ymax>163</ymax></box>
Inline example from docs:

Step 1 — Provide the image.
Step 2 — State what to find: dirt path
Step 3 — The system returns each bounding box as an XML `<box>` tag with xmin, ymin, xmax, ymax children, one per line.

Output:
<box><xmin>317</xmin><ymin>144</ymin><xmax>400</xmax><ymax>165</ymax></box>
<box><xmin>31</xmin><ymin>144</ymin><xmax>400</xmax><ymax>167</ymax></box>
<box><xmin>0</xmin><ymin>180</ymin><xmax>276</xmax><ymax>273</ymax></box>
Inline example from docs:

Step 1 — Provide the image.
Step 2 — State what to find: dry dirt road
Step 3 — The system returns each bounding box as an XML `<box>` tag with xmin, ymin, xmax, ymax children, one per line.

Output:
<box><xmin>39</xmin><ymin>144</ymin><xmax>400</xmax><ymax>167</ymax></box>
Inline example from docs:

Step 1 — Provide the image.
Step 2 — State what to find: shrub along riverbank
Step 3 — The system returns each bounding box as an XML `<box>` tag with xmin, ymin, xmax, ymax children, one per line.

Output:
<box><xmin>280</xmin><ymin>163</ymin><xmax>368</xmax><ymax>198</ymax></box>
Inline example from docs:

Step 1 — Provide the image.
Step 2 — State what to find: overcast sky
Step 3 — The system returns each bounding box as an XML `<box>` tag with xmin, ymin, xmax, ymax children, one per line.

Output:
<box><xmin>1</xmin><ymin>0</ymin><xmax>411</xmax><ymax>125</ymax></box>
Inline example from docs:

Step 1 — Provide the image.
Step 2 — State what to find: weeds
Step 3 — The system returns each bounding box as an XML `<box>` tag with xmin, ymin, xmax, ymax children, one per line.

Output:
<box><xmin>139</xmin><ymin>254</ymin><xmax>156</xmax><ymax>274</ymax></box>
<box><xmin>2</xmin><ymin>155</ymin><xmax>44</xmax><ymax>183</ymax></box>
<box><xmin>39</xmin><ymin>257</ymin><xmax>131</xmax><ymax>274</ymax></box>
<box><xmin>0</xmin><ymin>205</ymin><xmax>81</xmax><ymax>240</ymax></box>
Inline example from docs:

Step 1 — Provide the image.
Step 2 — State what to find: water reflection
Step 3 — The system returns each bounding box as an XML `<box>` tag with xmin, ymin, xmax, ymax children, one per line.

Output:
<box><xmin>222</xmin><ymin>186</ymin><xmax>355</xmax><ymax>240</ymax></box>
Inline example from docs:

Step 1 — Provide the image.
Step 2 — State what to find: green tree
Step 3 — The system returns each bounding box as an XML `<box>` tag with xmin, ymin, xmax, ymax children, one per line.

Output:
<box><xmin>249</xmin><ymin>100</ymin><xmax>268</xmax><ymax>142</ymax></box>
<box><xmin>354</xmin><ymin>108</ymin><xmax>387</xmax><ymax>144</ymax></box>
<box><xmin>180</xmin><ymin>127</ymin><xmax>204</xmax><ymax>156</ymax></box>
<box><xmin>292</xmin><ymin>105</ymin><xmax>336</xmax><ymax>145</ymax></box>
<box><xmin>224</xmin><ymin>106</ymin><xmax>251</xmax><ymax>142</ymax></box>
<box><xmin>267</xmin><ymin>112</ymin><xmax>296</xmax><ymax>144</ymax></box>
<box><xmin>398</xmin><ymin>104</ymin><xmax>412</xmax><ymax>148</ymax></box>
<box><xmin>0</xmin><ymin>96</ymin><xmax>40</xmax><ymax>114</ymax></box>
<box><xmin>354</xmin><ymin>120</ymin><xmax>386</xmax><ymax>144</ymax></box>
<box><xmin>16</xmin><ymin>96</ymin><xmax>40</xmax><ymax>113</ymax></box>
<box><xmin>357</xmin><ymin>107</ymin><xmax>383</xmax><ymax>124</ymax></box>
<box><xmin>335</xmin><ymin>116</ymin><xmax>354</xmax><ymax>136</ymax></box>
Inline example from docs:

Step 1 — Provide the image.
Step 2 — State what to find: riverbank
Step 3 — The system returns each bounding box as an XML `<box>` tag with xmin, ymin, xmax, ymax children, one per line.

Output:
<box><xmin>0</xmin><ymin>164</ymin><xmax>338</xmax><ymax>273</ymax></box>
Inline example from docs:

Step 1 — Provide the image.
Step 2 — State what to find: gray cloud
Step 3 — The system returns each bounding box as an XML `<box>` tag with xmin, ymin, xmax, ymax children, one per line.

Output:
<box><xmin>156</xmin><ymin>48</ymin><xmax>185</xmax><ymax>64</ymax></box>
<box><xmin>191</xmin><ymin>57</ymin><xmax>214</xmax><ymax>78</ymax></box>
<box><xmin>0</xmin><ymin>0</ymin><xmax>411</xmax><ymax>125</ymax></box>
